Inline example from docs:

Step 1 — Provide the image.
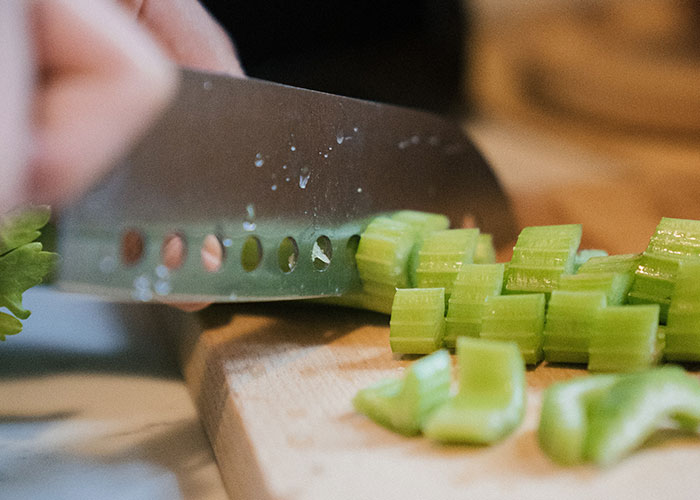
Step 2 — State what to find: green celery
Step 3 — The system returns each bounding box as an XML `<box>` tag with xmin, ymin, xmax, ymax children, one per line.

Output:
<box><xmin>390</xmin><ymin>288</ymin><xmax>445</xmax><ymax>354</ymax></box>
<box><xmin>664</xmin><ymin>261</ymin><xmax>700</xmax><ymax>362</ymax></box>
<box><xmin>353</xmin><ymin>349</ymin><xmax>452</xmax><ymax>436</ymax></box>
<box><xmin>558</xmin><ymin>272</ymin><xmax>632</xmax><ymax>306</ymax></box>
<box><xmin>390</xmin><ymin>210</ymin><xmax>450</xmax><ymax>287</ymax></box>
<box><xmin>543</xmin><ymin>291</ymin><xmax>607</xmax><ymax>364</ymax></box>
<box><xmin>423</xmin><ymin>337</ymin><xmax>526</xmax><ymax>444</ymax></box>
<box><xmin>505</xmin><ymin>224</ymin><xmax>582</xmax><ymax>294</ymax></box>
<box><xmin>574</xmin><ymin>249</ymin><xmax>608</xmax><ymax>273</ymax></box>
<box><xmin>474</xmin><ymin>233</ymin><xmax>496</xmax><ymax>264</ymax></box>
<box><xmin>538</xmin><ymin>374</ymin><xmax>618</xmax><ymax>465</ymax></box>
<box><xmin>577</xmin><ymin>253</ymin><xmax>641</xmax><ymax>275</ymax></box>
<box><xmin>354</xmin><ymin>216</ymin><xmax>416</xmax><ymax>301</ymax></box>
<box><xmin>0</xmin><ymin>206</ymin><xmax>58</xmax><ymax>340</ymax></box>
<box><xmin>415</xmin><ymin>228</ymin><xmax>480</xmax><ymax>304</ymax></box>
<box><xmin>628</xmin><ymin>218</ymin><xmax>700</xmax><ymax>323</ymax></box>
<box><xmin>480</xmin><ymin>293</ymin><xmax>546</xmax><ymax>365</ymax></box>
<box><xmin>444</xmin><ymin>263</ymin><xmax>505</xmax><ymax>348</ymax></box>
<box><xmin>588</xmin><ymin>305</ymin><xmax>661</xmax><ymax>372</ymax></box>
<box><xmin>586</xmin><ymin>366</ymin><xmax>700</xmax><ymax>466</ymax></box>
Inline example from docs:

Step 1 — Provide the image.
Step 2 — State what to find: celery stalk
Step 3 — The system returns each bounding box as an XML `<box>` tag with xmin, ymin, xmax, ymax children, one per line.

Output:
<box><xmin>543</xmin><ymin>291</ymin><xmax>607</xmax><ymax>364</ymax></box>
<box><xmin>415</xmin><ymin>228</ymin><xmax>480</xmax><ymax>304</ymax></box>
<box><xmin>538</xmin><ymin>374</ymin><xmax>618</xmax><ymax>465</ymax></box>
<box><xmin>474</xmin><ymin>233</ymin><xmax>497</xmax><ymax>264</ymax></box>
<box><xmin>423</xmin><ymin>337</ymin><xmax>525</xmax><ymax>444</ymax></box>
<box><xmin>588</xmin><ymin>305</ymin><xmax>661</xmax><ymax>372</ymax></box>
<box><xmin>353</xmin><ymin>349</ymin><xmax>452</xmax><ymax>436</ymax></box>
<box><xmin>480</xmin><ymin>293</ymin><xmax>546</xmax><ymax>365</ymax></box>
<box><xmin>664</xmin><ymin>261</ymin><xmax>700</xmax><ymax>362</ymax></box>
<box><xmin>504</xmin><ymin>224</ymin><xmax>582</xmax><ymax>294</ymax></box>
<box><xmin>444</xmin><ymin>263</ymin><xmax>505</xmax><ymax>348</ymax></box>
<box><xmin>628</xmin><ymin>218</ymin><xmax>700</xmax><ymax>323</ymax></box>
<box><xmin>586</xmin><ymin>366</ymin><xmax>700</xmax><ymax>466</ymax></box>
<box><xmin>391</xmin><ymin>210</ymin><xmax>450</xmax><ymax>286</ymax></box>
<box><xmin>389</xmin><ymin>288</ymin><xmax>446</xmax><ymax>354</ymax></box>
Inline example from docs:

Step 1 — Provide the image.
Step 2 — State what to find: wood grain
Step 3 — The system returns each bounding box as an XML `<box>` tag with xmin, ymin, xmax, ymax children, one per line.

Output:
<box><xmin>172</xmin><ymin>302</ymin><xmax>700</xmax><ymax>500</ymax></box>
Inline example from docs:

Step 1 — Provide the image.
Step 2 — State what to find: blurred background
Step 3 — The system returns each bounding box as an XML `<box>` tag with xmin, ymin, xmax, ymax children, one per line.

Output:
<box><xmin>203</xmin><ymin>0</ymin><xmax>700</xmax><ymax>253</ymax></box>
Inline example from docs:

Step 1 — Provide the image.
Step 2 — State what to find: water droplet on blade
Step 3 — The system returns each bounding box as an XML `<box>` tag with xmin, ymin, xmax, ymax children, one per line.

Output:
<box><xmin>254</xmin><ymin>153</ymin><xmax>264</xmax><ymax>168</ymax></box>
<box><xmin>299</xmin><ymin>167</ymin><xmax>310</xmax><ymax>189</ymax></box>
<box><xmin>155</xmin><ymin>265</ymin><xmax>169</xmax><ymax>279</ymax></box>
<box><xmin>244</xmin><ymin>203</ymin><xmax>257</xmax><ymax>231</ymax></box>
<box><xmin>271</xmin><ymin>184</ymin><xmax>277</xmax><ymax>191</ymax></box>
<box><xmin>155</xmin><ymin>280</ymin><xmax>171</xmax><ymax>296</ymax></box>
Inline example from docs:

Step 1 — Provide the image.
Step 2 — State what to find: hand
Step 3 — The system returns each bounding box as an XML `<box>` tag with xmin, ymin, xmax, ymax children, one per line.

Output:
<box><xmin>0</xmin><ymin>0</ymin><xmax>178</xmax><ymax>213</ymax></box>
<box><xmin>117</xmin><ymin>0</ymin><xmax>245</xmax><ymax>78</ymax></box>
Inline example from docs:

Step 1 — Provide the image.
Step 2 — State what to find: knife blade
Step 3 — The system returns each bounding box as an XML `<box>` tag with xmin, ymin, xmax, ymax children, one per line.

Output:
<box><xmin>57</xmin><ymin>68</ymin><xmax>515</xmax><ymax>302</ymax></box>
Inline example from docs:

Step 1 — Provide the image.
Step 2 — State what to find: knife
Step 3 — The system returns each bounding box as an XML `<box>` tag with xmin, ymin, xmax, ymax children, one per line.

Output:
<box><xmin>57</xmin><ymin>68</ymin><xmax>515</xmax><ymax>303</ymax></box>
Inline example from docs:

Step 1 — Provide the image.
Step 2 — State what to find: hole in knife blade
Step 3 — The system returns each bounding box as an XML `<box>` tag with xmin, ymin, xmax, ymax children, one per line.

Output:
<box><xmin>278</xmin><ymin>237</ymin><xmax>299</xmax><ymax>274</ymax></box>
<box><xmin>241</xmin><ymin>236</ymin><xmax>263</xmax><ymax>272</ymax></box>
<box><xmin>120</xmin><ymin>229</ymin><xmax>145</xmax><ymax>267</ymax></box>
<box><xmin>312</xmin><ymin>236</ymin><xmax>332</xmax><ymax>271</ymax></box>
<box><xmin>201</xmin><ymin>234</ymin><xmax>224</xmax><ymax>273</ymax></box>
<box><xmin>345</xmin><ymin>235</ymin><xmax>361</xmax><ymax>266</ymax></box>
<box><xmin>161</xmin><ymin>232</ymin><xmax>187</xmax><ymax>270</ymax></box>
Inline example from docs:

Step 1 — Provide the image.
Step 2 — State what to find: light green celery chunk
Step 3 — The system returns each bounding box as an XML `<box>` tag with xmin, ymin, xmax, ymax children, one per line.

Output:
<box><xmin>574</xmin><ymin>249</ymin><xmax>608</xmax><ymax>273</ymax></box>
<box><xmin>543</xmin><ymin>291</ymin><xmax>607</xmax><ymax>364</ymax></box>
<box><xmin>480</xmin><ymin>293</ymin><xmax>546</xmax><ymax>365</ymax></box>
<box><xmin>474</xmin><ymin>234</ymin><xmax>496</xmax><ymax>264</ymax></box>
<box><xmin>444</xmin><ymin>264</ymin><xmax>505</xmax><ymax>348</ymax></box>
<box><xmin>505</xmin><ymin>224</ymin><xmax>582</xmax><ymax>294</ymax></box>
<box><xmin>538</xmin><ymin>374</ymin><xmax>618</xmax><ymax>465</ymax></box>
<box><xmin>423</xmin><ymin>337</ymin><xmax>525</xmax><ymax>444</ymax></box>
<box><xmin>390</xmin><ymin>210</ymin><xmax>450</xmax><ymax>286</ymax></box>
<box><xmin>354</xmin><ymin>216</ymin><xmax>416</xmax><ymax>301</ymax></box>
<box><xmin>415</xmin><ymin>228</ymin><xmax>480</xmax><ymax>303</ymax></box>
<box><xmin>390</xmin><ymin>288</ymin><xmax>445</xmax><ymax>354</ymax></box>
<box><xmin>628</xmin><ymin>218</ymin><xmax>700</xmax><ymax>323</ymax></box>
<box><xmin>588</xmin><ymin>305</ymin><xmax>661</xmax><ymax>372</ymax></box>
<box><xmin>353</xmin><ymin>349</ymin><xmax>452</xmax><ymax>436</ymax></box>
<box><xmin>586</xmin><ymin>366</ymin><xmax>700</xmax><ymax>466</ymax></box>
<box><xmin>664</xmin><ymin>261</ymin><xmax>700</xmax><ymax>362</ymax></box>
<box><xmin>577</xmin><ymin>253</ymin><xmax>641</xmax><ymax>275</ymax></box>
<box><xmin>558</xmin><ymin>272</ymin><xmax>632</xmax><ymax>306</ymax></box>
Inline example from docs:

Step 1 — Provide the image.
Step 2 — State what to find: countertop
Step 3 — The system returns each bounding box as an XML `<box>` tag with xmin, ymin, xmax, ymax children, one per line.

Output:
<box><xmin>0</xmin><ymin>287</ymin><xmax>228</xmax><ymax>500</ymax></box>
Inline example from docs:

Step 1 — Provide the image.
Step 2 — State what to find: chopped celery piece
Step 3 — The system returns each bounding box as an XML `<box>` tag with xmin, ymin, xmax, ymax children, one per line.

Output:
<box><xmin>353</xmin><ymin>349</ymin><xmax>452</xmax><ymax>436</ymax></box>
<box><xmin>574</xmin><ymin>249</ymin><xmax>608</xmax><ymax>273</ymax></box>
<box><xmin>354</xmin><ymin>216</ymin><xmax>416</xmax><ymax>300</ymax></box>
<box><xmin>415</xmin><ymin>228</ymin><xmax>480</xmax><ymax>304</ymax></box>
<box><xmin>586</xmin><ymin>366</ymin><xmax>700</xmax><ymax>466</ymax></box>
<box><xmin>538</xmin><ymin>374</ymin><xmax>618</xmax><ymax>465</ymax></box>
<box><xmin>543</xmin><ymin>291</ymin><xmax>607</xmax><ymax>364</ymax></box>
<box><xmin>505</xmin><ymin>224</ymin><xmax>582</xmax><ymax>294</ymax></box>
<box><xmin>588</xmin><ymin>305</ymin><xmax>661</xmax><ymax>372</ymax></box>
<box><xmin>480</xmin><ymin>293</ymin><xmax>546</xmax><ymax>365</ymax></box>
<box><xmin>558</xmin><ymin>272</ymin><xmax>632</xmax><ymax>306</ymax></box>
<box><xmin>474</xmin><ymin>233</ymin><xmax>497</xmax><ymax>264</ymax></box>
<box><xmin>423</xmin><ymin>337</ymin><xmax>525</xmax><ymax>444</ymax></box>
<box><xmin>444</xmin><ymin>264</ymin><xmax>505</xmax><ymax>348</ymax></box>
<box><xmin>664</xmin><ymin>261</ymin><xmax>700</xmax><ymax>362</ymax></box>
<box><xmin>628</xmin><ymin>218</ymin><xmax>700</xmax><ymax>323</ymax></box>
<box><xmin>577</xmin><ymin>253</ymin><xmax>641</xmax><ymax>275</ymax></box>
<box><xmin>390</xmin><ymin>210</ymin><xmax>450</xmax><ymax>286</ymax></box>
<box><xmin>390</xmin><ymin>210</ymin><xmax>450</xmax><ymax>231</ymax></box>
<box><xmin>390</xmin><ymin>288</ymin><xmax>445</xmax><ymax>354</ymax></box>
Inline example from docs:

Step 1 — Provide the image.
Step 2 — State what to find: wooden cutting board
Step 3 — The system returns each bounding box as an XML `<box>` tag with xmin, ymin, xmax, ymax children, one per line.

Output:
<box><xmin>170</xmin><ymin>302</ymin><xmax>700</xmax><ymax>500</ymax></box>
